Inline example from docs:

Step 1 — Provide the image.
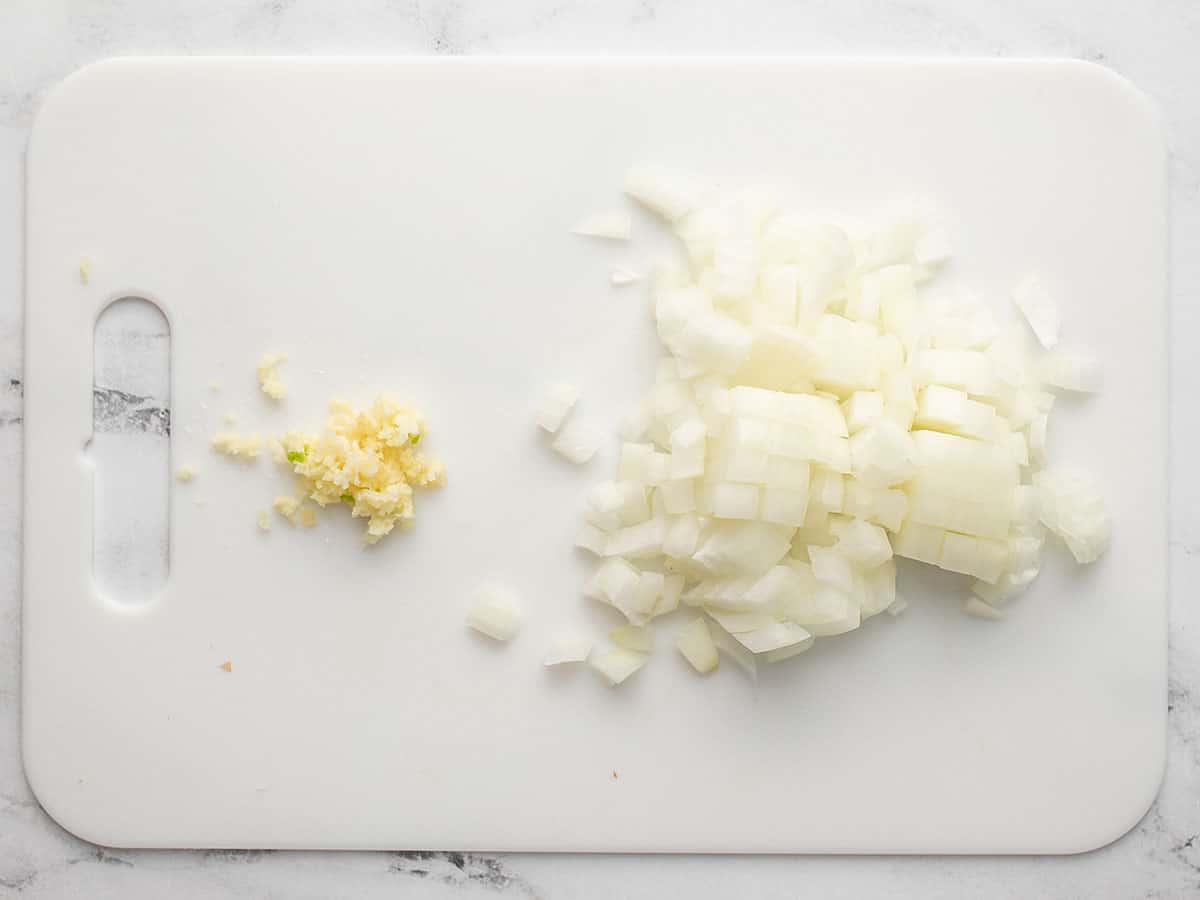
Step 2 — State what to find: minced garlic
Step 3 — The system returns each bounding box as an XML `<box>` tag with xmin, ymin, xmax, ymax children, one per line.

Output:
<box><xmin>176</xmin><ymin>464</ymin><xmax>196</xmax><ymax>482</ymax></box>
<box><xmin>256</xmin><ymin>510</ymin><xmax>270</xmax><ymax>531</ymax></box>
<box><xmin>257</xmin><ymin>352</ymin><xmax>288</xmax><ymax>401</ymax></box>
<box><xmin>277</xmin><ymin>394</ymin><xmax>445</xmax><ymax>544</ymax></box>
<box><xmin>212</xmin><ymin>432</ymin><xmax>261</xmax><ymax>459</ymax></box>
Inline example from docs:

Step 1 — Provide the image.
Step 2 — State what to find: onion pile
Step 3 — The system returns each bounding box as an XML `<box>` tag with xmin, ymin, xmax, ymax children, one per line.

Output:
<box><xmin>568</xmin><ymin>166</ymin><xmax>1110</xmax><ymax>682</ymax></box>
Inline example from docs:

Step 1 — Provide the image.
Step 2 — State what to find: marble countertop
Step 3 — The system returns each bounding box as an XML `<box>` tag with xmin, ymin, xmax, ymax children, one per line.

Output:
<box><xmin>2</xmin><ymin>1</ymin><xmax>1199</xmax><ymax>897</ymax></box>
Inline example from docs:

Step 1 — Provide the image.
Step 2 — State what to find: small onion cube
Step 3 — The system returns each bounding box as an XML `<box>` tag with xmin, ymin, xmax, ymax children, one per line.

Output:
<box><xmin>575</xmin><ymin>523</ymin><xmax>609</xmax><ymax>555</ymax></box>
<box><xmin>465</xmin><ymin>587</ymin><xmax>521</xmax><ymax>641</ymax></box>
<box><xmin>832</xmin><ymin>518</ymin><xmax>893</xmax><ymax>568</ymax></box>
<box><xmin>710</xmin><ymin>482</ymin><xmax>761</xmax><ymax>520</ymax></box>
<box><xmin>963</xmin><ymin>596</ymin><xmax>1005</xmax><ymax>620</ymax></box>
<box><xmin>663</xmin><ymin>514</ymin><xmax>704</xmax><ymax>558</ymax></box>
<box><xmin>536</xmin><ymin>382</ymin><xmax>579</xmax><ymax>433</ymax></box>
<box><xmin>611</xmin><ymin>624</ymin><xmax>654</xmax><ymax>652</ymax></box>
<box><xmin>676</xmin><ymin>617</ymin><xmax>719</xmax><ymax>673</ymax></box>
<box><xmin>544</xmin><ymin>636</ymin><xmax>593</xmax><ymax>666</ymax></box>
<box><xmin>808</xmin><ymin>546</ymin><xmax>856</xmax><ymax>594</ymax></box>
<box><xmin>1013</xmin><ymin>275</ymin><xmax>1061</xmax><ymax>349</ymax></box>
<box><xmin>552</xmin><ymin>422</ymin><xmax>601</xmax><ymax>464</ymax></box>
<box><xmin>589</xmin><ymin>647</ymin><xmax>649</xmax><ymax>685</ymax></box>
<box><xmin>1038</xmin><ymin>351</ymin><xmax>1103</xmax><ymax>393</ymax></box>
<box><xmin>571</xmin><ymin>210</ymin><xmax>632</xmax><ymax>240</ymax></box>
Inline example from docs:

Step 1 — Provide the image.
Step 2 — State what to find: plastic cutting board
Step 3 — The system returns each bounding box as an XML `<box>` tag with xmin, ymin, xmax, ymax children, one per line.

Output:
<box><xmin>23</xmin><ymin>57</ymin><xmax>1167</xmax><ymax>852</ymax></box>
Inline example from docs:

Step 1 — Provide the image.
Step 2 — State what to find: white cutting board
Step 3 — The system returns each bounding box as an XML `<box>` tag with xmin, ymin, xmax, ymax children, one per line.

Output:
<box><xmin>23</xmin><ymin>58</ymin><xmax>1166</xmax><ymax>853</ymax></box>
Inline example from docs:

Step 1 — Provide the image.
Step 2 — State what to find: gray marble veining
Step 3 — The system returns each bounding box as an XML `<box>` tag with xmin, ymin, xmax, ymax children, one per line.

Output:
<box><xmin>2</xmin><ymin>1</ymin><xmax>1199</xmax><ymax>898</ymax></box>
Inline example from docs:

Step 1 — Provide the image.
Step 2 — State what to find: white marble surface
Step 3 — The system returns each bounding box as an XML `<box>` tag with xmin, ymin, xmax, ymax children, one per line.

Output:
<box><xmin>2</xmin><ymin>1</ymin><xmax>1199</xmax><ymax>897</ymax></box>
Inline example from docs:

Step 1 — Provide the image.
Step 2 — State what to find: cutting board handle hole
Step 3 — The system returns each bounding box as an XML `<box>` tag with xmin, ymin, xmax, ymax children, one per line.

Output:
<box><xmin>91</xmin><ymin>296</ymin><xmax>171</xmax><ymax>607</ymax></box>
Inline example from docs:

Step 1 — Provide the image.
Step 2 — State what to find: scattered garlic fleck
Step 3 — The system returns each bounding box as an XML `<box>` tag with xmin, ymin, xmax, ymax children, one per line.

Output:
<box><xmin>257</xmin><ymin>352</ymin><xmax>288</xmax><ymax>401</ymax></box>
<box><xmin>298</xmin><ymin>506</ymin><xmax>318</xmax><ymax>528</ymax></box>
<box><xmin>223</xmin><ymin>411</ymin><xmax>237</xmax><ymax>425</ymax></box>
<box><xmin>212</xmin><ymin>432</ymin><xmax>261</xmax><ymax>459</ymax></box>
<box><xmin>255</xmin><ymin>510</ymin><xmax>270</xmax><ymax>531</ymax></box>
<box><xmin>79</xmin><ymin>256</ymin><xmax>92</xmax><ymax>284</ymax></box>
<box><xmin>176</xmin><ymin>464</ymin><xmax>196</xmax><ymax>482</ymax></box>
<box><xmin>209</xmin><ymin>381</ymin><xmax>222</xmax><ymax>392</ymax></box>
<box><xmin>273</xmin><ymin>495</ymin><xmax>302</xmax><ymax>523</ymax></box>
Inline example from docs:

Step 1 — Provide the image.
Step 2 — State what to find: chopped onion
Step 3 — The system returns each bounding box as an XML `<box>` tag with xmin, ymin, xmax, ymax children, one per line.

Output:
<box><xmin>706</xmin><ymin>620</ymin><xmax>757</xmax><ymax>679</ymax></box>
<box><xmin>676</xmin><ymin>617</ymin><xmax>719</xmax><ymax>673</ymax></box>
<box><xmin>465</xmin><ymin>587</ymin><xmax>521</xmax><ymax>641</ymax></box>
<box><xmin>1038</xmin><ymin>351</ymin><xmax>1102</xmax><ymax>393</ymax></box>
<box><xmin>552</xmin><ymin>422</ymin><xmax>601</xmax><ymax>464</ymax></box>
<box><xmin>575</xmin><ymin>523</ymin><xmax>609</xmax><ymax>555</ymax></box>
<box><xmin>589</xmin><ymin>647</ymin><xmax>648</xmax><ymax>685</ymax></box>
<box><xmin>962</xmin><ymin>596</ymin><xmax>1005</xmax><ymax>620</ymax></box>
<box><xmin>1033</xmin><ymin>469</ymin><xmax>1111</xmax><ymax>563</ymax></box>
<box><xmin>554</xmin><ymin>166</ymin><xmax>1112</xmax><ymax>686</ymax></box>
<box><xmin>536</xmin><ymin>382</ymin><xmax>579</xmax><ymax>433</ymax></box>
<box><xmin>625</xmin><ymin>166</ymin><xmax>707</xmax><ymax>222</ymax></box>
<box><xmin>1013</xmin><ymin>276</ymin><xmax>1061</xmax><ymax>349</ymax></box>
<box><xmin>571</xmin><ymin>210</ymin><xmax>632</xmax><ymax>240</ymax></box>
<box><xmin>611</xmin><ymin>624</ymin><xmax>654</xmax><ymax>652</ymax></box>
<box><xmin>544</xmin><ymin>636</ymin><xmax>593</xmax><ymax>666</ymax></box>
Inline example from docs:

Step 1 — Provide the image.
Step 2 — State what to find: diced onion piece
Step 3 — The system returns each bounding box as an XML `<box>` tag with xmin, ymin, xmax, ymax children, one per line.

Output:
<box><xmin>691</xmin><ymin>520</ymin><xmax>794</xmax><ymax>576</ymax></box>
<box><xmin>604</xmin><ymin>515</ymin><xmax>666</xmax><ymax>560</ymax></box>
<box><xmin>736</xmin><ymin>620</ymin><xmax>813</xmax><ymax>655</ymax></box>
<box><xmin>663</xmin><ymin>514</ymin><xmax>704</xmax><ymax>559</ymax></box>
<box><xmin>843</xmin><ymin>391</ymin><xmax>884</xmax><ymax>434</ymax></box>
<box><xmin>585</xmin><ymin>558</ymin><xmax>643</xmax><ymax>622</ymax></box>
<box><xmin>669</xmin><ymin>419</ymin><xmax>707</xmax><ymax>479</ymax></box>
<box><xmin>1013</xmin><ymin>275</ymin><xmax>1061</xmax><ymax>349</ymax></box>
<box><xmin>849</xmin><ymin>419</ymin><xmax>916</xmax><ymax>488</ymax></box>
<box><xmin>832</xmin><ymin>518</ymin><xmax>893</xmax><ymax>568</ymax></box>
<box><xmin>676</xmin><ymin>617</ymin><xmax>719</xmax><ymax>673</ymax></box>
<box><xmin>860</xmin><ymin>559</ymin><xmax>898</xmax><ymax>618</ymax></box>
<box><xmin>913</xmin><ymin>384</ymin><xmax>1000</xmax><ymax>440</ymax></box>
<box><xmin>552</xmin><ymin>422</ymin><xmax>600</xmax><ymax>464</ymax></box>
<box><xmin>544</xmin><ymin>636</ymin><xmax>593</xmax><ymax>666</ymax></box>
<box><xmin>914</xmin><ymin>348</ymin><xmax>999</xmax><ymax>398</ymax></box>
<box><xmin>764</xmin><ymin>640</ymin><xmax>814</xmax><ymax>664</ymax></box>
<box><xmin>654</xmin><ymin>574</ymin><xmax>685</xmax><ymax>617</ymax></box>
<box><xmin>625</xmin><ymin>165</ymin><xmax>707</xmax><ymax>222</ymax></box>
<box><xmin>1033</xmin><ymin>469</ymin><xmax>1111</xmax><ymax>564</ymax></box>
<box><xmin>465</xmin><ymin>587</ymin><xmax>521</xmax><ymax>641</ymax></box>
<box><xmin>963</xmin><ymin>596</ymin><xmax>1005</xmax><ymax>620</ymax></box>
<box><xmin>1038</xmin><ymin>351</ymin><xmax>1102</xmax><ymax>393</ymax></box>
<box><xmin>536</xmin><ymin>382</ymin><xmax>579</xmax><ymax>433</ymax></box>
<box><xmin>575</xmin><ymin>523</ymin><xmax>609</xmax><ymax>555</ymax></box>
<box><xmin>707</xmin><ymin>623</ymin><xmax>757</xmax><ymax>679</ymax></box>
<box><xmin>842</xmin><ymin>481</ymin><xmax>908</xmax><ymax>532</ymax></box>
<box><xmin>937</xmin><ymin>532</ymin><xmax>1009</xmax><ymax>583</ymax></box>
<box><xmin>589</xmin><ymin>647</ymin><xmax>649</xmax><ymax>685</ymax></box>
<box><xmin>708</xmin><ymin>482</ymin><xmax>761</xmax><ymax>520</ymax></box>
<box><xmin>611</xmin><ymin>624</ymin><xmax>654</xmax><ymax>652</ymax></box>
<box><xmin>571</xmin><ymin>210</ymin><xmax>632</xmax><ymax>241</ymax></box>
<box><xmin>892</xmin><ymin>520</ymin><xmax>946</xmax><ymax>565</ymax></box>
<box><xmin>780</xmin><ymin>582</ymin><xmax>861</xmax><ymax>636</ymax></box>
<box><xmin>808</xmin><ymin>546</ymin><xmax>856</xmax><ymax>594</ymax></box>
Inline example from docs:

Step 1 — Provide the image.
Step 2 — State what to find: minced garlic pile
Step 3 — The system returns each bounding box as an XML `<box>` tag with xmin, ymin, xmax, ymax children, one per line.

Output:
<box><xmin>275</xmin><ymin>394</ymin><xmax>446</xmax><ymax>544</ymax></box>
